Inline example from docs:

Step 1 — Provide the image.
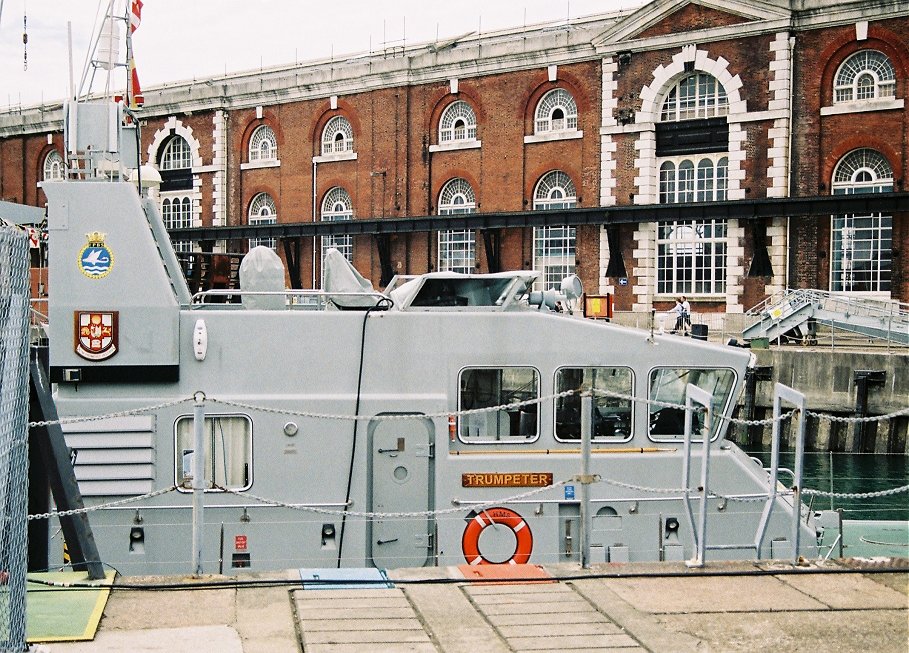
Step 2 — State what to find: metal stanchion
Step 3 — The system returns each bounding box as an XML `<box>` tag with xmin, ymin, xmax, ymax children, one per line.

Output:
<box><xmin>580</xmin><ymin>393</ymin><xmax>593</xmax><ymax>569</ymax></box>
<box><xmin>192</xmin><ymin>391</ymin><xmax>206</xmax><ymax>576</ymax></box>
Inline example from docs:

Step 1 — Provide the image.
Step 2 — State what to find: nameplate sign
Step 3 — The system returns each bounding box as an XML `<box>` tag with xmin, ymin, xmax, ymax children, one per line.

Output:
<box><xmin>462</xmin><ymin>472</ymin><xmax>553</xmax><ymax>488</ymax></box>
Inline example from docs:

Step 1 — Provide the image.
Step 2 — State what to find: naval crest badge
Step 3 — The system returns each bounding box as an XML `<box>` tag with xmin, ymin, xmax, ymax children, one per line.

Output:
<box><xmin>78</xmin><ymin>232</ymin><xmax>114</xmax><ymax>278</ymax></box>
<box><xmin>74</xmin><ymin>311</ymin><xmax>119</xmax><ymax>361</ymax></box>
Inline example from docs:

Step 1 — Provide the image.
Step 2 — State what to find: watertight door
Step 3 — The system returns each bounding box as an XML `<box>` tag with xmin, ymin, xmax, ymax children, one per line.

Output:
<box><xmin>368</xmin><ymin>415</ymin><xmax>434</xmax><ymax>568</ymax></box>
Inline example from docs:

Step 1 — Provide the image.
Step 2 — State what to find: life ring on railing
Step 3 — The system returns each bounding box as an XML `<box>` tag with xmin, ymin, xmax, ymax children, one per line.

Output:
<box><xmin>462</xmin><ymin>507</ymin><xmax>533</xmax><ymax>565</ymax></box>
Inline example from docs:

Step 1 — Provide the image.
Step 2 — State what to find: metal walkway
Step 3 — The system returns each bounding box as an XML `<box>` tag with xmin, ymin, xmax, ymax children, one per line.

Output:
<box><xmin>743</xmin><ymin>289</ymin><xmax>909</xmax><ymax>345</ymax></box>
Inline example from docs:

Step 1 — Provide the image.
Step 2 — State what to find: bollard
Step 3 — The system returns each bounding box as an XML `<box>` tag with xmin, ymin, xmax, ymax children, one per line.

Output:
<box><xmin>192</xmin><ymin>391</ymin><xmax>206</xmax><ymax>576</ymax></box>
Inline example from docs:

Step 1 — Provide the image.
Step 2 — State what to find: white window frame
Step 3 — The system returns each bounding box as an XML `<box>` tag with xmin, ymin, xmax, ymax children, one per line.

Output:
<box><xmin>660</xmin><ymin>73</ymin><xmax>729</xmax><ymax>122</ymax></box>
<box><xmin>248</xmin><ymin>125</ymin><xmax>278</xmax><ymax>162</ymax></box>
<box><xmin>532</xmin><ymin>171</ymin><xmax>576</xmax><ymax>290</ymax></box>
<box><xmin>834</xmin><ymin>50</ymin><xmax>896</xmax><ymax>104</ymax></box>
<box><xmin>160</xmin><ymin>136</ymin><xmax>192</xmax><ymax>170</ymax></box>
<box><xmin>534</xmin><ymin>89</ymin><xmax>578</xmax><ymax>134</ymax></box>
<box><xmin>43</xmin><ymin>150</ymin><xmax>65</xmax><ymax>181</ymax></box>
<box><xmin>321</xmin><ymin>116</ymin><xmax>354</xmax><ymax>155</ymax></box>
<box><xmin>830</xmin><ymin>149</ymin><xmax>893</xmax><ymax>294</ymax></box>
<box><xmin>162</xmin><ymin>196</ymin><xmax>194</xmax><ymax>254</ymax></box>
<box><xmin>320</xmin><ymin>187</ymin><xmax>354</xmax><ymax>284</ymax></box>
<box><xmin>458</xmin><ymin>366</ymin><xmax>540</xmax><ymax>443</ymax></box>
<box><xmin>554</xmin><ymin>367</ymin><xmax>634</xmax><ymax>443</ymax></box>
<box><xmin>175</xmin><ymin>414</ymin><xmax>252</xmax><ymax>492</ymax></box>
<box><xmin>248</xmin><ymin>193</ymin><xmax>277</xmax><ymax>250</ymax></box>
<box><xmin>439</xmin><ymin>100</ymin><xmax>478</xmax><ymax>144</ymax></box>
<box><xmin>437</xmin><ymin>178</ymin><xmax>476</xmax><ymax>274</ymax></box>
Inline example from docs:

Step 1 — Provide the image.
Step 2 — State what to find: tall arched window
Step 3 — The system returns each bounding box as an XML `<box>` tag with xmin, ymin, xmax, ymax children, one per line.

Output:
<box><xmin>158</xmin><ymin>135</ymin><xmax>192</xmax><ymax>191</ymax></box>
<box><xmin>248</xmin><ymin>193</ymin><xmax>277</xmax><ymax>250</ymax></box>
<box><xmin>830</xmin><ymin>149</ymin><xmax>893</xmax><ymax>293</ymax></box>
<box><xmin>321</xmin><ymin>187</ymin><xmax>354</xmax><ymax>282</ymax></box>
<box><xmin>249</xmin><ymin>125</ymin><xmax>278</xmax><ymax>162</ymax></box>
<box><xmin>437</xmin><ymin>178</ymin><xmax>476</xmax><ymax>274</ymax></box>
<box><xmin>534</xmin><ymin>89</ymin><xmax>578</xmax><ymax>134</ymax></box>
<box><xmin>834</xmin><ymin>50</ymin><xmax>896</xmax><ymax>103</ymax></box>
<box><xmin>321</xmin><ymin>116</ymin><xmax>354</xmax><ymax>155</ymax></box>
<box><xmin>439</xmin><ymin>101</ymin><xmax>477</xmax><ymax>144</ymax></box>
<box><xmin>532</xmin><ymin>171</ymin><xmax>576</xmax><ymax>289</ymax></box>
<box><xmin>660</xmin><ymin>72</ymin><xmax>729</xmax><ymax>121</ymax></box>
<box><xmin>162</xmin><ymin>197</ymin><xmax>194</xmax><ymax>254</ymax></box>
<box><xmin>43</xmin><ymin>150</ymin><xmax>65</xmax><ymax>181</ymax></box>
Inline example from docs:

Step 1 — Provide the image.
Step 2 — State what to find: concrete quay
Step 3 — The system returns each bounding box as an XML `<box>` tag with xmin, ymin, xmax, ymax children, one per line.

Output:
<box><xmin>41</xmin><ymin>559</ymin><xmax>907</xmax><ymax>653</ymax></box>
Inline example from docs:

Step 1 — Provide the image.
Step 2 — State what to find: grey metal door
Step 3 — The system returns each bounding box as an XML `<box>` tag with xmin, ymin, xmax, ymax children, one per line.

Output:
<box><xmin>368</xmin><ymin>414</ymin><xmax>434</xmax><ymax>568</ymax></box>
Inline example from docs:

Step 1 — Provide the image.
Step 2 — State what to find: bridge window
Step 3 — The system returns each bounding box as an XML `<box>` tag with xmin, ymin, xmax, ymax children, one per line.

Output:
<box><xmin>459</xmin><ymin>367</ymin><xmax>539</xmax><ymax>442</ymax></box>
<box><xmin>437</xmin><ymin>178</ymin><xmax>476</xmax><ymax>274</ymax></box>
<box><xmin>830</xmin><ymin>149</ymin><xmax>893</xmax><ymax>293</ymax></box>
<box><xmin>647</xmin><ymin>368</ymin><xmax>735</xmax><ymax>442</ymax></box>
<box><xmin>554</xmin><ymin>367</ymin><xmax>633</xmax><ymax>442</ymax></box>
<box><xmin>834</xmin><ymin>51</ymin><xmax>896</xmax><ymax>103</ymax></box>
<box><xmin>175</xmin><ymin>415</ymin><xmax>252</xmax><ymax>491</ymax></box>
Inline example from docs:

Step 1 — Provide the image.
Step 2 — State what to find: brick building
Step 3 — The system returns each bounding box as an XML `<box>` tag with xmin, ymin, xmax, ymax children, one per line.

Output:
<box><xmin>0</xmin><ymin>0</ymin><xmax>906</xmax><ymax>319</ymax></box>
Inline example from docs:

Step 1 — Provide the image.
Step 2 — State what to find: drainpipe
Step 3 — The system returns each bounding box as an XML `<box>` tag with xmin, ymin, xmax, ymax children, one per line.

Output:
<box><xmin>312</xmin><ymin>158</ymin><xmax>318</xmax><ymax>288</ymax></box>
<box><xmin>785</xmin><ymin>33</ymin><xmax>795</xmax><ymax>291</ymax></box>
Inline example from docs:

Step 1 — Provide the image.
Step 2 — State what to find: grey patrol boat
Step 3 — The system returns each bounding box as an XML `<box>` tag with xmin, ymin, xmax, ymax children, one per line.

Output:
<box><xmin>37</xmin><ymin>100</ymin><xmax>820</xmax><ymax>576</ymax></box>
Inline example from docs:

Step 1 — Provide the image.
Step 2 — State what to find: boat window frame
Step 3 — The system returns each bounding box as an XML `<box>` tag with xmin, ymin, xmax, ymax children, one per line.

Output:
<box><xmin>646</xmin><ymin>366</ymin><xmax>737</xmax><ymax>444</ymax></box>
<box><xmin>457</xmin><ymin>365</ymin><xmax>541</xmax><ymax>444</ymax></box>
<box><xmin>173</xmin><ymin>412</ymin><xmax>253</xmax><ymax>493</ymax></box>
<box><xmin>552</xmin><ymin>366</ymin><xmax>635</xmax><ymax>443</ymax></box>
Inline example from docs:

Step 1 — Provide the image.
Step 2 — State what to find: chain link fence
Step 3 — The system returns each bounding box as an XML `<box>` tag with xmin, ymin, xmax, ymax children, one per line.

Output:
<box><xmin>0</xmin><ymin>226</ymin><xmax>30</xmax><ymax>652</ymax></box>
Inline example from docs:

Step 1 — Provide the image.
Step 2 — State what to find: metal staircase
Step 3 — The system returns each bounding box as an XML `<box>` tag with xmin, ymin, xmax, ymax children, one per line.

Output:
<box><xmin>742</xmin><ymin>289</ymin><xmax>909</xmax><ymax>345</ymax></box>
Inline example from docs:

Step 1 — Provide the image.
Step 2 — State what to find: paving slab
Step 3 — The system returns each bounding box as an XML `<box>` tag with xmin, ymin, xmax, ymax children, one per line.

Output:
<box><xmin>403</xmin><ymin>583</ymin><xmax>510</xmax><ymax>653</ymax></box>
<box><xmin>233</xmin><ymin>585</ymin><xmax>299</xmax><ymax>653</ymax></box>
<box><xmin>93</xmin><ymin>586</ymin><xmax>237</xmax><ymax>629</ymax></box>
<box><xmin>659</xmin><ymin>608</ymin><xmax>909</xmax><ymax>652</ymax></box>
<box><xmin>777</xmin><ymin>572</ymin><xmax>909</xmax><ymax>609</ymax></box>
<box><xmin>44</xmin><ymin>625</ymin><xmax>243</xmax><ymax>653</ymax></box>
<box><xmin>509</xmin><ymin>632</ymin><xmax>640</xmax><ymax>650</ymax></box>
<box><xmin>603</xmin><ymin>574</ymin><xmax>827</xmax><ymax>613</ymax></box>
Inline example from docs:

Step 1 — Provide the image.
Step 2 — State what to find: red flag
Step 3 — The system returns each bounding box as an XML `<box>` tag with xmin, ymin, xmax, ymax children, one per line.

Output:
<box><xmin>130</xmin><ymin>0</ymin><xmax>143</xmax><ymax>33</ymax></box>
<box><xmin>130</xmin><ymin>57</ymin><xmax>143</xmax><ymax>107</ymax></box>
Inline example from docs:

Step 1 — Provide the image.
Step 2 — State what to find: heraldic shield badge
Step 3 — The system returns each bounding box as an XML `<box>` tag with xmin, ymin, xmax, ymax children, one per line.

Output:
<box><xmin>74</xmin><ymin>311</ymin><xmax>119</xmax><ymax>361</ymax></box>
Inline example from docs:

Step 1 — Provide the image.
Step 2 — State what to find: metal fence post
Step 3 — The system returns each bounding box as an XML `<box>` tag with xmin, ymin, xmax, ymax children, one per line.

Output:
<box><xmin>580</xmin><ymin>392</ymin><xmax>593</xmax><ymax>569</ymax></box>
<box><xmin>192</xmin><ymin>391</ymin><xmax>206</xmax><ymax>576</ymax></box>
<box><xmin>684</xmin><ymin>384</ymin><xmax>713</xmax><ymax>568</ymax></box>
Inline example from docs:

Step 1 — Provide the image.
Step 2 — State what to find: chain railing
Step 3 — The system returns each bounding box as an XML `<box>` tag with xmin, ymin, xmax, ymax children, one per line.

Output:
<box><xmin>0</xmin><ymin>227</ymin><xmax>30</xmax><ymax>653</ymax></box>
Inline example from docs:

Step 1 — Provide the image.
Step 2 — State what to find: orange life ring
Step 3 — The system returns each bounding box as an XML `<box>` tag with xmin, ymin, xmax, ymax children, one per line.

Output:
<box><xmin>462</xmin><ymin>507</ymin><xmax>533</xmax><ymax>565</ymax></box>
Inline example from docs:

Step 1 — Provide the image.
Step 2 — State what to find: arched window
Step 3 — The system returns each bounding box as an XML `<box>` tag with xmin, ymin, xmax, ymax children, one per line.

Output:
<box><xmin>534</xmin><ymin>89</ymin><xmax>578</xmax><ymax>134</ymax></box>
<box><xmin>660</xmin><ymin>73</ymin><xmax>728</xmax><ymax>121</ymax></box>
<box><xmin>532</xmin><ymin>171</ymin><xmax>576</xmax><ymax>289</ymax></box>
<box><xmin>834</xmin><ymin>51</ymin><xmax>896</xmax><ymax>103</ymax></box>
<box><xmin>321</xmin><ymin>116</ymin><xmax>354</xmax><ymax>155</ymax></box>
<box><xmin>437</xmin><ymin>178</ymin><xmax>476</xmax><ymax>274</ymax></box>
<box><xmin>158</xmin><ymin>136</ymin><xmax>192</xmax><ymax>192</ymax></box>
<box><xmin>43</xmin><ymin>150</ymin><xmax>65</xmax><ymax>181</ymax></box>
<box><xmin>321</xmin><ymin>187</ymin><xmax>354</xmax><ymax>280</ymax></box>
<box><xmin>249</xmin><ymin>125</ymin><xmax>278</xmax><ymax>162</ymax></box>
<box><xmin>439</xmin><ymin>101</ymin><xmax>477</xmax><ymax>143</ymax></box>
<box><xmin>248</xmin><ymin>193</ymin><xmax>277</xmax><ymax>250</ymax></box>
<box><xmin>830</xmin><ymin>149</ymin><xmax>893</xmax><ymax>293</ymax></box>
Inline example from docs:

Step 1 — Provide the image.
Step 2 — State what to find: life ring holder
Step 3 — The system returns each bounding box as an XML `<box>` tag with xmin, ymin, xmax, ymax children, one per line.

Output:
<box><xmin>462</xmin><ymin>507</ymin><xmax>533</xmax><ymax>565</ymax></box>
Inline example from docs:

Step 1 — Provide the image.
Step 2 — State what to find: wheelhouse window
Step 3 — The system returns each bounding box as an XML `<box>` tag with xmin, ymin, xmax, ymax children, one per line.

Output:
<box><xmin>532</xmin><ymin>171</ymin><xmax>576</xmax><ymax>290</ymax></box>
<box><xmin>830</xmin><ymin>148</ymin><xmax>893</xmax><ymax>293</ymax></box>
<box><xmin>162</xmin><ymin>197</ymin><xmax>193</xmax><ymax>254</ymax></box>
<box><xmin>321</xmin><ymin>186</ymin><xmax>353</xmax><ymax>284</ymax></box>
<box><xmin>648</xmin><ymin>368</ymin><xmax>735</xmax><ymax>442</ymax></box>
<box><xmin>249</xmin><ymin>125</ymin><xmax>278</xmax><ymax>162</ymax></box>
<box><xmin>660</xmin><ymin>73</ymin><xmax>729</xmax><ymax>121</ymax></box>
<box><xmin>534</xmin><ymin>89</ymin><xmax>578</xmax><ymax>133</ymax></box>
<box><xmin>43</xmin><ymin>150</ymin><xmax>65</xmax><ymax>181</ymax></box>
<box><xmin>834</xmin><ymin>50</ymin><xmax>896</xmax><ymax>103</ymax></box>
<box><xmin>554</xmin><ymin>367</ymin><xmax>633</xmax><ymax>442</ymax></box>
<box><xmin>439</xmin><ymin>101</ymin><xmax>477</xmax><ymax>143</ymax></box>
<box><xmin>321</xmin><ymin>116</ymin><xmax>354</xmax><ymax>155</ymax></box>
<box><xmin>437</xmin><ymin>178</ymin><xmax>476</xmax><ymax>274</ymax></box>
<box><xmin>459</xmin><ymin>367</ymin><xmax>539</xmax><ymax>442</ymax></box>
<box><xmin>175</xmin><ymin>414</ymin><xmax>252</xmax><ymax>491</ymax></box>
<box><xmin>248</xmin><ymin>193</ymin><xmax>277</xmax><ymax>250</ymax></box>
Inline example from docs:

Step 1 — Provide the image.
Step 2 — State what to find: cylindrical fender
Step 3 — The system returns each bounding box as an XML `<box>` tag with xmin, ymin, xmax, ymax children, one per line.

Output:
<box><xmin>462</xmin><ymin>507</ymin><xmax>533</xmax><ymax>565</ymax></box>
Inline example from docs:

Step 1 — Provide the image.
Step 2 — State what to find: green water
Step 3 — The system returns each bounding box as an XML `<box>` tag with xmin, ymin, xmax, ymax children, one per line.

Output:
<box><xmin>745</xmin><ymin>451</ymin><xmax>909</xmax><ymax>522</ymax></box>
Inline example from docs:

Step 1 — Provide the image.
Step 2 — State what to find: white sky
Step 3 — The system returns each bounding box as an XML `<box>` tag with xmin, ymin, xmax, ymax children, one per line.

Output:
<box><xmin>0</xmin><ymin>0</ymin><xmax>644</xmax><ymax>109</ymax></box>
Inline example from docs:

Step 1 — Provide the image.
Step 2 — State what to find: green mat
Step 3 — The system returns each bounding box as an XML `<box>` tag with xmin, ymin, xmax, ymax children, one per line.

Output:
<box><xmin>26</xmin><ymin>570</ymin><xmax>116</xmax><ymax>643</ymax></box>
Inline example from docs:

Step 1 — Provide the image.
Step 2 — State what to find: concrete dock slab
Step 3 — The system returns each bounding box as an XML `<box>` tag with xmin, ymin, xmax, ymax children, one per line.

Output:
<box><xmin>36</xmin><ymin>561</ymin><xmax>907</xmax><ymax>653</ymax></box>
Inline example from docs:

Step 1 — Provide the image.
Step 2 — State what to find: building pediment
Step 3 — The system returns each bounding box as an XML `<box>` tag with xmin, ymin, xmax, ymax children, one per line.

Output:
<box><xmin>593</xmin><ymin>0</ymin><xmax>791</xmax><ymax>50</ymax></box>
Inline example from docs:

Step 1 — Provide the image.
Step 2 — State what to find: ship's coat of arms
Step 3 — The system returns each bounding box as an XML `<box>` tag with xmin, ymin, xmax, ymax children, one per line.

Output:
<box><xmin>74</xmin><ymin>311</ymin><xmax>119</xmax><ymax>361</ymax></box>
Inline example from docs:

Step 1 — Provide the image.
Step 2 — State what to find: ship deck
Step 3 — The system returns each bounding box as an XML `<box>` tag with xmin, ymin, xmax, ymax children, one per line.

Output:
<box><xmin>36</xmin><ymin>559</ymin><xmax>908</xmax><ymax>653</ymax></box>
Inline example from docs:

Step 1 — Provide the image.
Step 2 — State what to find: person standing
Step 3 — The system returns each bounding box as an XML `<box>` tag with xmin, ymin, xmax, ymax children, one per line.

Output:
<box><xmin>680</xmin><ymin>296</ymin><xmax>691</xmax><ymax>335</ymax></box>
<box><xmin>670</xmin><ymin>297</ymin><xmax>684</xmax><ymax>334</ymax></box>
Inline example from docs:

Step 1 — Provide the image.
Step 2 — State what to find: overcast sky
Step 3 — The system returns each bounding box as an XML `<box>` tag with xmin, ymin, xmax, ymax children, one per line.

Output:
<box><xmin>0</xmin><ymin>0</ymin><xmax>645</xmax><ymax>109</ymax></box>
